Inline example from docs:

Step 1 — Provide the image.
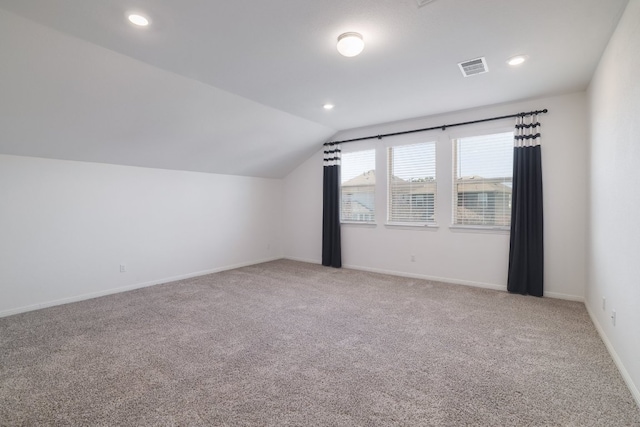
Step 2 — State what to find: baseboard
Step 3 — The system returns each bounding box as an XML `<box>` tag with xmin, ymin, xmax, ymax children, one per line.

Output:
<box><xmin>585</xmin><ymin>301</ymin><xmax>640</xmax><ymax>408</ymax></box>
<box><xmin>282</xmin><ymin>257</ymin><xmax>495</xmax><ymax>294</ymax></box>
<box><xmin>342</xmin><ymin>263</ymin><xmax>508</xmax><ymax>293</ymax></box>
<box><xmin>284</xmin><ymin>258</ymin><xmax>584</xmax><ymax>301</ymax></box>
<box><xmin>543</xmin><ymin>291</ymin><xmax>584</xmax><ymax>302</ymax></box>
<box><xmin>283</xmin><ymin>255</ymin><xmax>321</xmax><ymax>265</ymax></box>
<box><xmin>283</xmin><ymin>257</ymin><xmax>505</xmax><ymax>292</ymax></box>
<box><xmin>0</xmin><ymin>256</ymin><xmax>282</xmax><ymax>318</ymax></box>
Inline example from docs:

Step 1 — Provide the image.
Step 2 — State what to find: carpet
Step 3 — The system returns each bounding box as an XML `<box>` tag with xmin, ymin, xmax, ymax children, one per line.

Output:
<box><xmin>1</xmin><ymin>259</ymin><xmax>639</xmax><ymax>426</ymax></box>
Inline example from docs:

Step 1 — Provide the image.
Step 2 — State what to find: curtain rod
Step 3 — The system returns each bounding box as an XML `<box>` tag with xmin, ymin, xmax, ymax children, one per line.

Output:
<box><xmin>323</xmin><ymin>109</ymin><xmax>548</xmax><ymax>146</ymax></box>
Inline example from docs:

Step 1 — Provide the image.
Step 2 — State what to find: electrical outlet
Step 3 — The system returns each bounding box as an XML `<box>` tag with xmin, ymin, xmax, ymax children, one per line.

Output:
<box><xmin>411</xmin><ymin>254</ymin><xmax>416</xmax><ymax>262</ymax></box>
<box><xmin>120</xmin><ymin>264</ymin><xmax>126</xmax><ymax>273</ymax></box>
<box><xmin>602</xmin><ymin>297</ymin><xmax>606</xmax><ymax>311</ymax></box>
<box><xmin>611</xmin><ymin>310</ymin><xmax>616</xmax><ymax>326</ymax></box>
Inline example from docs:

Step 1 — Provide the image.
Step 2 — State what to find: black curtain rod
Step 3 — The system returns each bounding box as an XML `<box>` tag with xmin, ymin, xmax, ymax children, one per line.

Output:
<box><xmin>323</xmin><ymin>109</ymin><xmax>548</xmax><ymax>146</ymax></box>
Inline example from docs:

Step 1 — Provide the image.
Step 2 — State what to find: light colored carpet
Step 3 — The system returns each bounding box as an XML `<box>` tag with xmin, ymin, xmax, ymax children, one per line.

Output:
<box><xmin>1</xmin><ymin>259</ymin><xmax>639</xmax><ymax>426</ymax></box>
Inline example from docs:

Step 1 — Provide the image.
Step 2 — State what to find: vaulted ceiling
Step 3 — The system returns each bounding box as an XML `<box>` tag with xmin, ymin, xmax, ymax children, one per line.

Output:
<box><xmin>0</xmin><ymin>0</ymin><xmax>629</xmax><ymax>178</ymax></box>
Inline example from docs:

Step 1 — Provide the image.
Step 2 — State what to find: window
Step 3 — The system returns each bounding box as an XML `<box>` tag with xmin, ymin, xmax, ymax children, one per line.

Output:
<box><xmin>341</xmin><ymin>149</ymin><xmax>376</xmax><ymax>222</ymax></box>
<box><xmin>388</xmin><ymin>142</ymin><xmax>436</xmax><ymax>224</ymax></box>
<box><xmin>452</xmin><ymin>132</ymin><xmax>513</xmax><ymax>227</ymax></box>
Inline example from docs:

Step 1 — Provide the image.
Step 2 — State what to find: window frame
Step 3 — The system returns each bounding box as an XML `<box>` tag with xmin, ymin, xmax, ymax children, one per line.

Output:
<box><xmin>450</xmin><ymin>127</ymin><xmax>515</xmax><ymax>231</ymax></box>
<box><xmin>340</xmin><ymin>147</ymin><xmax>377</xmax><ymax>224</ymax></box>
<box><xmin>386</xmin><ymin>139</ymin><xmax>438</xmax><ymax>227</ymax></box>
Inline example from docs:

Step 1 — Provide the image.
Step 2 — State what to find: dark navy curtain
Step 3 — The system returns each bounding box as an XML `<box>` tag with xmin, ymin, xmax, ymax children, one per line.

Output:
<box><xmin>322</xmin><ymin>144</ymin><xmax>342</xmax><ymax>268</ymax></box>
<box><xmin>508</xmin><ymin>114</ymin><xmax>543</xmax><ymax>296</ymax></box>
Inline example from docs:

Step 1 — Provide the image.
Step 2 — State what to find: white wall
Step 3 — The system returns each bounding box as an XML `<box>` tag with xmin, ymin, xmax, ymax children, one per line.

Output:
<box><xmin>586</xmin><ymin>0</ymin><xmax>640</xmax><ymax>405</ymax></box>
<box><xmin>0</xmin><ymin>154</ymin><xmax>283</xmax><ymax>316</ymax></box>
<box><xmin>283</xmin><ymin>149</ymin><xmax>325</xmax><ymax>263</ymax></box>
<box><xmin>284</xmin><ymin>92</ymin><xmax>588</xmax><ymax>300</ymax></box>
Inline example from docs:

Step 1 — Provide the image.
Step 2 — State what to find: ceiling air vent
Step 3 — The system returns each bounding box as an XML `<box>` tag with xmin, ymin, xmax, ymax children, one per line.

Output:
<box><xmin>458</xmin><ymin>57</ymin><xmax>489</xmax><ymax>77</ymax></box>
<box><xmin>417</xmin><ymin>0</ymin><xmax>437</xmax><ymax>7</ymax></box>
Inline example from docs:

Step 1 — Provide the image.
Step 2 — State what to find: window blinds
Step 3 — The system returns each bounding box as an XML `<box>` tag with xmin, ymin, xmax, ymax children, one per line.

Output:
<box><xmin>387</xmin><ymin>142</ymin><xmax>437</xmax><ymax>224</ymax></box>
<box><xmin>452</xmin><ymin>132</ymin><xmax>513</xmax><ymax>226</ymax></box>
<box><xmin>341</xmin><ymin>149</ymin><xmax>376</xmax><ymax>222</ymax></box>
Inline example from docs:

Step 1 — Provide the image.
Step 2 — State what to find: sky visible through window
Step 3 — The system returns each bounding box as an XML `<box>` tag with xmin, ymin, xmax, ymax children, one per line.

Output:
<box><xmin>390</xmin><ymin>142</ymin><xmax>435</xmax><ymax>181</ymax></box>
<box><xmin>456</xmin><ymin>132</ymin><xmax>513</xmax><ymax>179</ymax></box>
<box><xmin>341</xmin><ymin>149</ymin><xmax>375</xmax><ymax>183</ymax></box>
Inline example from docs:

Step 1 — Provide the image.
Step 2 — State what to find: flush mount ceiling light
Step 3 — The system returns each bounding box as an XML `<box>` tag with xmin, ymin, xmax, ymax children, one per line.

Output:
<box><xmin>128</xmin><ymin>14</ymin><xmax>149</xmax><ymax>27</ymax></box>
<box><xmin>323</xmin><ymin>104</ymin><xmax>335</xmax><ymax>110</ymax></box>
<box><xmin>337</xmin><ymin>32</ymin><xmax>364</xmax><ymax>57</ymax></box>
<box><xmin>507</xmin><ymin>55</ymin><xmax>528</xmax><ymax>66</ymax></box>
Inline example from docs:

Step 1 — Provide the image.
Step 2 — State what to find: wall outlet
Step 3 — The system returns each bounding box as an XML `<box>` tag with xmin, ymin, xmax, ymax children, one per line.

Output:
<box><xmin>602</xmin><ymin>297</ymin><xmax>606</xmax><ymax>311</ymax></box>
<box><xmin>410</xmin><ymin>254</ymin><xmax>416</xmax><ymax>262</ymax></box>
<box><xmin>120</xmin><ymin>264</ymin><xmax>126</xmax><ymax>273</ymax></box>
<box><xmin>611</xmin><ymin>310</ymin><xmax>616</xmax><ymax>326</ymax></box>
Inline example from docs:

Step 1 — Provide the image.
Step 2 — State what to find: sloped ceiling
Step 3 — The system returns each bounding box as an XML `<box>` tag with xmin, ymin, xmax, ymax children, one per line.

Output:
<box><xmin>0</xmin><ymin>0</ymin><xmax>630</xmax><ymax>178</ymax></box>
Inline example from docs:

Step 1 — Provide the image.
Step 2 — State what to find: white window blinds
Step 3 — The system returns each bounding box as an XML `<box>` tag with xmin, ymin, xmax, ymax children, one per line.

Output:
<box><xmin>341</xmin><ymin>149</ymin><xmax>376</xmax><ymax>222</ymax></box>
<box><xmin>388</xmin><ymin>142</ymin><xmax>436</xmax><ymax>224</ymax></box>
<box><xmin>452</xmin><ymin>132</ymin><xmax>514</xmax><ymax>227</ymax></box>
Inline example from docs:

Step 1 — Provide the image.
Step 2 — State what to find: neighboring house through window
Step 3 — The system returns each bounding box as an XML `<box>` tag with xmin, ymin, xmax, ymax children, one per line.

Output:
<box><xmin>388</xmin><ymin>141</ymin><xmax>437</xmax><ymax>224</ymax></box>
<box><xmin>339</xmin><ymin>131</ymin><xmax>512</xmax><ymax>230</ymax></box>
<box><xmin>452</xmin><ymin>131</ymin><xmax>513</xmax><ymax>227</ymax></box>
<box><xmin>341</xmin><ymin>149</ymin><xmax>376</xmax><ymax>222</ymax></box>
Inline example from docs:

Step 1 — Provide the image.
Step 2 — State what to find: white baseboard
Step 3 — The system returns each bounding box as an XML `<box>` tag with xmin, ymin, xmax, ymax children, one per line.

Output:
<box><xmin>342</xmin><ymin>263</ymin><xmax>508</xmax><ymax>293</ymax></box>
<box><xmin>283</xmin><ymin>257</ymin><xmax>505</xmax><ymax>292</ymax></box>
<box><xmin>585</xmin><ymin>302</ymin><xmax>640</xmax><ymax>408</ymax></box>
<box><xmin>283</xmin><ymin>255</ymin><xmax>321</xmax><ymax>264</ymax></box>
<box><xmin>284</xmin><ymin>258</ymin><xmax>584</xmax><ymax>301</ymax></box>
<box><xmin>544</xmin><ymin>291</ymin><xmax>585</xmax><ymax>302</ymax></box>
<box><xmin>0</xmin><ymin>256</ymin><xmax>281</xmax><ymax>318</ymax></box>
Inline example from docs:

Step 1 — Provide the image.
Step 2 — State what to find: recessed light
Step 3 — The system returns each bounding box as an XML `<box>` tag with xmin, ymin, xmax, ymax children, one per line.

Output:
<box><xmin>337</xmin><ymin>32</ymin><xmax>364</xmax><ymax>57</ymax></box>
<box><xmin>323</xmin><ymin>104</ymin><xmax>335</xmax><ymax>110</ymax></box>
<box><xmin>507</xmin><ymin>55</ymin><xmax>528</xmax><ymax>66</ymax></box>
<box><xmin>128</xmin><ymin>14</ymin><xmax>149</xmax><ymax>27</ymax></box>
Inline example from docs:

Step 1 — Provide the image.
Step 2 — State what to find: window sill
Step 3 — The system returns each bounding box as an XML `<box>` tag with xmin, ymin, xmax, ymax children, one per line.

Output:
<box><xmin>449</xmin><ymin>225</ymin><xmax>510</xmax><ymax>234</ymax></box>
<box><xmin>341</xmin><ymin>221</ymin><xmax>377</xmax><ymax>228</ymax></box>
<box><xmin>385</xmin><ymin>222</ymin><xmax>439</xmax><ymax>231</ymax></box>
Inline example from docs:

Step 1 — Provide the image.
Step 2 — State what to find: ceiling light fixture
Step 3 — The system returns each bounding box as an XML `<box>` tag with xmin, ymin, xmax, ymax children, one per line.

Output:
<box><xmin>128</xmin><ymin>14</ymin><xmax>149</xmax><ymax>27</ymax></box>
<box><xmin>323</xmin><ymin>104</ymin><xmax>335</xmax><ymax>110</ymax></box>
<box><xmin>507</xmin><ymin>55</ymin><xmax>528</xmax><ymax>66</ymax></box>
<box><xmin>337</xmin><ymin>32</ymin><xmax>364</xmax><ymax>57</ymax></box>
